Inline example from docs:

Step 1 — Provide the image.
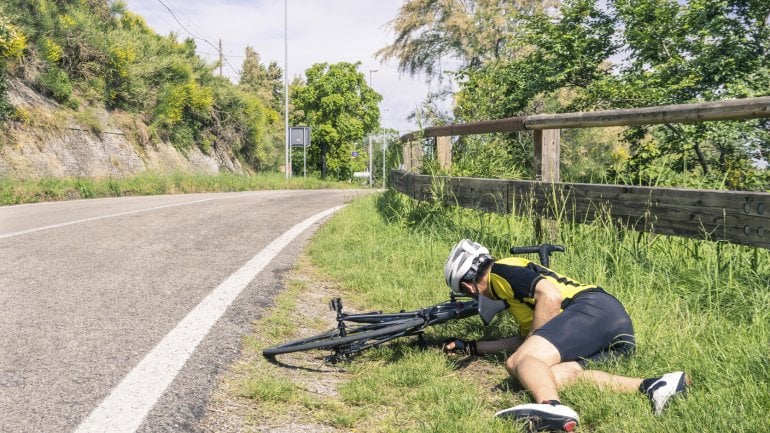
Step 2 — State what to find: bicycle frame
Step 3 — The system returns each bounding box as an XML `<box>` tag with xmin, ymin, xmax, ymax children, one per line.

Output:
<box><xmin>327</xmin><ymin>297</ymin><xmax>479</xmax><ymax>361</ymax></box>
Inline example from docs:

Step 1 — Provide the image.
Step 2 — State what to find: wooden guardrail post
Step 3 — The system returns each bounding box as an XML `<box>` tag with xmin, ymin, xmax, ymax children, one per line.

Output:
<box><xmin>436</xmin><ymin>136</ymin><xmax>452</xmax><ymax>169</ymax></box>
<box><xmin>402</xmin><ymin>139</ymin><xmax>423</xmax><ymax>171</ymax></box>
<box><xmin>402</xmin><ymin>139</ymin><xmax>412</xmax><ymax>170</ymax></box>
<box><xmin>533</xmin><ymin>129</ymin><xmax>561</xmax><ymax>241</ymax></box>
<box><xmin>533</xmin><ymin>129</ymin><xmax>560</xmax><ymax>182</ymax></box>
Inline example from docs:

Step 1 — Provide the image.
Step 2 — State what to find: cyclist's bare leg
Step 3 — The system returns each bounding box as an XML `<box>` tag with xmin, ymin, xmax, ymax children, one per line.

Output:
<box><xmin>505</xmin><ymin>335</ymin><xmax>562</xmax><ymax>402</ymax></box>
<box><xmin>551</xmin><ymin>362</ymin><xmax>643</xmax><ymax>392</ymax></box>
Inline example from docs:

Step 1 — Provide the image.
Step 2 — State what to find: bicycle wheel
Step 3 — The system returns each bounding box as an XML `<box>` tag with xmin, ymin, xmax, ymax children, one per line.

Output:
<box><xmin>262</xmin><ymin>317</ymin><xmax>425</xmax><ymax>356</ymax></box>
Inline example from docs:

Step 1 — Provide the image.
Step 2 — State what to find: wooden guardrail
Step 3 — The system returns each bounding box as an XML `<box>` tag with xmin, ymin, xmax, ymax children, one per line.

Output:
<box><xmin>393</xmin><ymin>96</ymin><xmax>770</xmax><ymax>248</ymax></box>
<box><xmin>399</xmin><ymin>96</ymin><xmax>770</xmax><ymax>183</ymax></box>
<box><xmin>390</xmin><ymin>170</ymin><xmax>770</xmax><ymax>249</ymax></box>
<box><xmin>402</xmin><ymin>97</ymin><xmax>770</xmax><ymax>140</ymax></box>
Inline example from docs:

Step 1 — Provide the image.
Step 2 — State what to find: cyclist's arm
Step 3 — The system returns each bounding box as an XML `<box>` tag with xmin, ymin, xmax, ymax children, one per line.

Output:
<box><xmin>475</xmin><ymin>336</ymin><xmax>525</xmax><ymax>355</ymax></box>
<box><xmin>529</xmin><ymin>278</ymin><xmax>562</xmax><ymax>336</ymax></box>
<box><xmin>442</xmin><ymin>335</ymin><xmax>525</xmax><ymax>355</ymax></box>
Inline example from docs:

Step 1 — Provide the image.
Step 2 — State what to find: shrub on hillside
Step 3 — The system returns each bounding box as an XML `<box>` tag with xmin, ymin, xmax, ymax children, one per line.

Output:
<box><xmin>37</xmin><ymin>66</ymin><xmax>76</xmax><ymax>107</ymax></box>
<box><xmin>0</xmin><ymin>14</ymin><xmax>25</xmax><ymax>62</ymax></box>
<box><xmin>0</xmin><ymin>13</ymin><xmax>26</xmax><ymax>119</ymax></box>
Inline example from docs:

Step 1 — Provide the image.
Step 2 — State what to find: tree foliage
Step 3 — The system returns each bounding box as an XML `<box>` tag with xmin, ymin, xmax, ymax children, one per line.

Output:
<box><xmin>377</xmin><ymin>0</ymin><xmax>555</xmax><ymax>78</ymax></box>
<box><xmin>380</xmin><ymin>0</ymin><xmax>770</xmax><ymax>189</ymax></box>
<box><xmin>239</xmin><ymin>46</ymin><xmax>283</xmax><ymax>114</ymax></box>
<box><xmin>291</xmin><ymin>62</ymin><xmax>382</xmax><ymax>179</ymax></box>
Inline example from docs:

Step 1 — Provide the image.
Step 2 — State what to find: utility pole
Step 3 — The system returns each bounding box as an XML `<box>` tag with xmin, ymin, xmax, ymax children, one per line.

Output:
<box><xmin>218</xmin><ymin>39</ymin><xmax>223</xmax><ymax>77</ymax></box>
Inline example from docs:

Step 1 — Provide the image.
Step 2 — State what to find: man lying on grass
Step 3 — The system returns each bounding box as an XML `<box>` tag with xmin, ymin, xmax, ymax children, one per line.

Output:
<box><xmin>442</xmin><ymin>240</ymin><xmax>690</xmax><ymax>432</ymax></box>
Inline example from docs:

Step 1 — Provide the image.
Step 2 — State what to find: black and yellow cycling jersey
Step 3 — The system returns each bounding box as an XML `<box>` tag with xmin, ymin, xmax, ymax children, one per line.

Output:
<box><xmin>486</xmin><ymin>257</ymin><xmax>601</xmax><ymax>335</ymax></box>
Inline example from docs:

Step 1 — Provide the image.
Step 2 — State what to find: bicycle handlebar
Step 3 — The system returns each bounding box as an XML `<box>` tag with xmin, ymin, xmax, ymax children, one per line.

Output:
<box><xmin>509</xmin><ymin>244</ymin><xmax>565</xmax><ymax>267</ymax></box>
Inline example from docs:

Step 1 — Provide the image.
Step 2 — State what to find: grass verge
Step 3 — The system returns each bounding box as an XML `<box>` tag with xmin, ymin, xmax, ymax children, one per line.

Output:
<box><xmin>226</xmin><ymin>191</ymin><xmax>769</xmax><ymax>433</ymax></box>
<box><xmin>0</xmin><ymin>171</ymin><xmax>359</xmax><ymax>205</ymax></box>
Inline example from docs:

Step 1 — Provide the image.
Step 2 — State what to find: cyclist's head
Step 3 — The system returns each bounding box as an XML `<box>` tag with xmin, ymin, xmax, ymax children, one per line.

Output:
<box><xmin>444</xmin><ymin>239</ymin><xmax>493</xmax><ymax>296</ymax></box>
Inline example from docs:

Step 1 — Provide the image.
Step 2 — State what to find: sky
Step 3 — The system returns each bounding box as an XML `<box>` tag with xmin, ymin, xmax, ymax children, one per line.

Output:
<box><xmin>123</xmin><ymin>0</ymin><xmax>439</xmax><ymax>135</ymax></box>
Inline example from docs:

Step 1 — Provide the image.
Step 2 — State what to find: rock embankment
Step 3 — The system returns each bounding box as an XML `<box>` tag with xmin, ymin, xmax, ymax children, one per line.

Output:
<box><xmin>0</xmin><ymin>79</ymin><xmax>244</xmax><ymax>179</ymax></box>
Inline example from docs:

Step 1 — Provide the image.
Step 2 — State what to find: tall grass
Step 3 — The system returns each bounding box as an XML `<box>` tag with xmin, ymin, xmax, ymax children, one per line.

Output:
<box><xmin>0</xmin><ymin>171</ymin><xmax>359</xmax><ymax>205</ymax></box>
<box><xmin>261</xmin><ymin>191</ymin><xmax>769</xmax><ymax>432</ymax></box>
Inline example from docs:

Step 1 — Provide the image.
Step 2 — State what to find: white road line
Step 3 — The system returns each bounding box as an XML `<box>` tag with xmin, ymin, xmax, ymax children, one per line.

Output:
<box><xmin>0</xmin><ymin>193</ymin><xmax>276</xmax><ymax>240</ymax></box>
<box><xmin>73</xmin><ymin>205</ymin><xmax>344</xmax><ymax>433</ymax></box>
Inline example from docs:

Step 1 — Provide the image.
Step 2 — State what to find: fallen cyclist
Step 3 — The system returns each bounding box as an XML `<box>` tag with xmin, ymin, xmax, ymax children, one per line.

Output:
<box><xmin>442</xmin><ymin>239</ymin><xmax>690</xmax><ymax>432</ymax></box>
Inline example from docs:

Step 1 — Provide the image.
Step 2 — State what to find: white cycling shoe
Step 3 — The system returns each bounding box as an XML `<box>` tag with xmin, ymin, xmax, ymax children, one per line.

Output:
<box><xmin>644</xmin><ymin>371</ymin><xmax>690</xmax><ymax>415</ymax></box>
<box><xmin>496</xmin><ymin>400</ymin><xmax>579</xmax><ymax>432</ymax></box>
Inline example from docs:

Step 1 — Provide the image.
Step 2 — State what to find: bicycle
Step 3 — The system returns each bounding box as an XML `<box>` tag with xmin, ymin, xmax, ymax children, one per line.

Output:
<box><xmin>262</xmin><ymin>244</ymin><xmax>565</xmax><ymax>363</ymax></box>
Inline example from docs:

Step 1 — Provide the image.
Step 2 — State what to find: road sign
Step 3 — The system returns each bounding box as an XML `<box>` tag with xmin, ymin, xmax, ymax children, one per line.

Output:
<box><xmin>290</xmin><ymin>127</ymin><xmax>310</xmax><ymax>147</ymax></box>
<box><xmin>352</xmin><ymin>151</ymin><xmax>359</xmax><ymax>157</ymax></box>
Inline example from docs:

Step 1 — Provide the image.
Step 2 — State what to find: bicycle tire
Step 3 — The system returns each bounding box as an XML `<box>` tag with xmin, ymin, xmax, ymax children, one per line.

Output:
<box><xmin>263</xmin><ymin>317</ymin><xmax>425</xmax><ymax>356</ymax></box>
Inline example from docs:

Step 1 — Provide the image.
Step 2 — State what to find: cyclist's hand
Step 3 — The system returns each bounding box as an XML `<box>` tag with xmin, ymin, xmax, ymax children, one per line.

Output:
<box><xmin>442</xmin><ymin>338</ymin><xmax>477</xmax><ymax>355</ymax></box>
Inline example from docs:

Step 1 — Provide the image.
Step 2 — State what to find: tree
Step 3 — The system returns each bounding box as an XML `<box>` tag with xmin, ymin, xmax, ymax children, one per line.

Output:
<box><xmin>455</xmin><ymin>0</ymin><xmax>616</xmax><ymax>120</ymax></box>
<box><xmin>586</xmin><ymin>0</ymin><xmax>770</xmax><ymax>188</ymax></box>
<box><xmin>377</xmin><ymin>0</ymin><xmax>554</xmax><ymax>79</ymax></box>
<box><xmin>381</xmin><ymin>0</ymin><xmax>770</xmax><ymax>188</ymax></box>
<box><xmin>292</xmin><ymin>62</ymin><xmax>381</xmax><ymax>179</ymax></box>
<box><xmin>239</xmin><ymin>46</ymin><xmax>283</xmax><ymax>113</ymax></box>
<box><xmin>377</xmin><ymin>1</ymin><xmax>555</xmax><ymax>125</ymax></box>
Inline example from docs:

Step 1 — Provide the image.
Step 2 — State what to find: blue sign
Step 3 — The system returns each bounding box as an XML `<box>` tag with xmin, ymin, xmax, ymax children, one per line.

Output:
<box><xmin>352</xmin><ymin>151</ymin><xmax>359</xmax><ymax>157</ymax></box>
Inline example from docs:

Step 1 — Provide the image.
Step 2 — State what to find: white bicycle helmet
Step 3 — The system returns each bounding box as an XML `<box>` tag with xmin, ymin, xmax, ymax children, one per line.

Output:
<box><xmin>444</xmin><ymin>239</ymin><xmax>492</xmax><ymax>296</ymax></box>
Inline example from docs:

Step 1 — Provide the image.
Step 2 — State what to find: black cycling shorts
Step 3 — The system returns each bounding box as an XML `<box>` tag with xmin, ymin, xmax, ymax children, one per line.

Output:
<box><xmin>533</xmin><ymin>290</ymin><xmax>636</xmax><ymax>365</ymax></box>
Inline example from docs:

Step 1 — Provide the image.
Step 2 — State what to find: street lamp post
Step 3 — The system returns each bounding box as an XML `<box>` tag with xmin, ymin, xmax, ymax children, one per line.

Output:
<box><xmin>381</xmin><ymin>107</ymin><xmax>390</xmax><ymax>189</ymax></box>
<box><xmin>382</xmin><ymin>134</ymin><xmax>387</xmax><ymax>189</ymax></box>
<box><xmin>368</xmin><ymin>69</ymin><xmax>378</xmax><ymax>187</ymax></box>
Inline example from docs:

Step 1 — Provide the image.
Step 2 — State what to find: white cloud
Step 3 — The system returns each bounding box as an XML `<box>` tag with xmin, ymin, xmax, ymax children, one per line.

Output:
<box><xmin>125</xmin><ymin>0</ymin><xmax>437</xmax><ymax>134</ymax></box>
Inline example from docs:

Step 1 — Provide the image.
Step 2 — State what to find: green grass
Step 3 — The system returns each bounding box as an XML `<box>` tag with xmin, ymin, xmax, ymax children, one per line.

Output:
<box><xmin>251</xmin><ymin>190</ymin><xmax>769</xmax><ymax>432</ymax></box>
<box><xmin>0</xmin><ymin>171</ymin><xmax>360</xmax><ymax>205</ymax></box>
<box><xmin>239</xmin><ymin>375</ymin><xmax>297</xmax><ymax>402</ymax></box>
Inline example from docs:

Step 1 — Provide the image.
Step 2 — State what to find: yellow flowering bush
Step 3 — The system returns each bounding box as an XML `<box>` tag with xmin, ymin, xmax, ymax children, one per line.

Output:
<box><xmin>41</xmin><ymin>37</ymin><xmax>63</xmax><ymax>63</ymax></box>
<box><xmin>119</xmin><ymin>11</ymin><xmax>152</xmax><ymax>33</ymax></box>
<box><xmin>0</xmin><ymin>15</ymin><xmax>26</xmax><ymax>63</ymax></box>
<box><xmin>58</xmin><ymin>14</ymin><xmax>77</xmax><ymax>31</ymax></box>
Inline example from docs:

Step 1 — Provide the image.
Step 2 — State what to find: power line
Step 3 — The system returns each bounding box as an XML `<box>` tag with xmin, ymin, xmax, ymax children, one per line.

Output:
<box><xmin>154</xmin><ymin>0</ymin><xmax>240</xmax><ymax>78</ymax></box>
<box><xmin>155</xmin><ymin>0</ymin><xmax>215</xmax><ymax>50</ymax></box>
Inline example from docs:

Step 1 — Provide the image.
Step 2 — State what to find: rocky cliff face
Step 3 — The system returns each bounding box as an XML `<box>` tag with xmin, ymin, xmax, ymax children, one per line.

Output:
<box><xmin>0</xmin><ymin>80</ymin><xmax>245</xmax><ymax>179</ymax></box>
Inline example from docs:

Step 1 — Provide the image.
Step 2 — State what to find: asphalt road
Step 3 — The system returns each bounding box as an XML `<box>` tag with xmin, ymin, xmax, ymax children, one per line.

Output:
<box><xmin>0</xmin><ymin>190</ymin><xmax>367</xmax><ymax>433</ymax></box>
